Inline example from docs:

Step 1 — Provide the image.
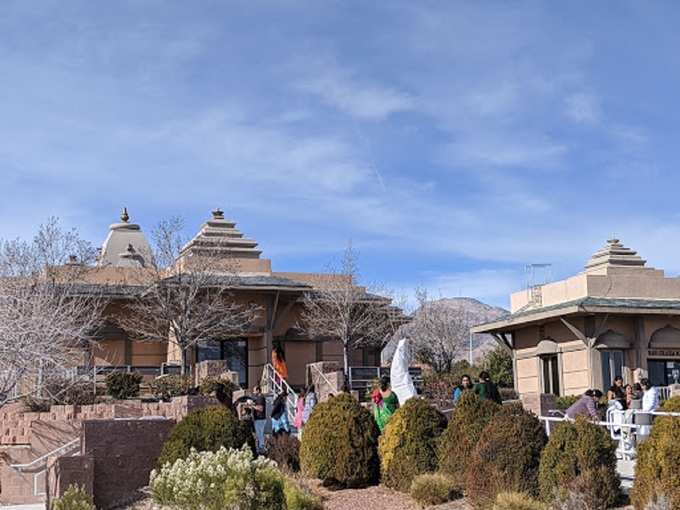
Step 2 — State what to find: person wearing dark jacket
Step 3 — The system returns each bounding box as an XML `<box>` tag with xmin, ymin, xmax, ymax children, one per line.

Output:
<box><xmin>474</xmin><ymin>371</ymin><xmax>502</xmax><ymax>404</ymax></box>
<box><xmin>271</xmin><ymin>388</ymin><xmax>290</xmax><ymax>437</ymax></box>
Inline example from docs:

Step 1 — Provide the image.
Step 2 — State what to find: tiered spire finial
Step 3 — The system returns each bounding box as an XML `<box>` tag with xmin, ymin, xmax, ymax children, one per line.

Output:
<box><xmin>584</xmin><ymin>238</ymin><xmax>646</xmax><ymax>273</ymax></box>
<box><xmin>121</xmin><ymin>207</ymin><xmax>130</xmax><ymax>223</ymax></box>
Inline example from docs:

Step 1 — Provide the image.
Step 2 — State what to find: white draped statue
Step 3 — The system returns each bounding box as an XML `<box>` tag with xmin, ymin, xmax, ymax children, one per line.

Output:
<box><xmin>390</xmin><ymin>338</ymin><xmax>417</xmax><ymax>405</ymax></box>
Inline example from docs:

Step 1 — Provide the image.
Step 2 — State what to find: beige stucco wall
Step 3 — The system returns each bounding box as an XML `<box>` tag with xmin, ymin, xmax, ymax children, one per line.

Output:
<box><xmin>131</xmin><ymin>341</ymin><xmax>166</xmax><ymax>367</ymax></box>
<box><xmin>562</xmin><ymin>347</ymin><xmax>589</xmax><ymax>396</ymax></box>
<box><xmin>516</xmin><ymin>354</ymin><xmax>539</xmax><ymax>394</ymax></box>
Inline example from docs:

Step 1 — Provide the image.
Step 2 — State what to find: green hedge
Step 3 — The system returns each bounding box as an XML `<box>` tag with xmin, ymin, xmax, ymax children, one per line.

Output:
<box><xmin>157</xmin><ymin>406</ymin><xmax>254</xmax><ymax>467</ymax></box>
<box><xmin>631</xmin><ymin>396</ymin><xmax>680</xmax><ymax>509</ymax></box>
<box><xmin>379</xmin><ymin>398</ymin><xmax>447</xmax><ymax>492</ymax></box>
<box><xmin>300</xmin><ymin>393</ymin><xmax>380</xmax><ymax>488</ymax></box>
<box><xmin>438</xmin><ymin>391</ymin><xmax>500</xmax><ymax>489</ymax></box>
<box><xmin>538</xmin><ymin>416</ymin><xmax>619</xmax><ymax>509</ymax></box>
<box><xmin>466</xmin><ymin>403</ymin><xmax>547</xmax><ymax>510</ymax></box>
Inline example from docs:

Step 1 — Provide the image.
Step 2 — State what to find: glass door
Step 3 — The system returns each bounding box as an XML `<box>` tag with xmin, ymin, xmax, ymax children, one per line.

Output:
<box><xmin>196</xmin><ymin>338</ymin><xmax>248</xmax><ymax>388</ymax></box>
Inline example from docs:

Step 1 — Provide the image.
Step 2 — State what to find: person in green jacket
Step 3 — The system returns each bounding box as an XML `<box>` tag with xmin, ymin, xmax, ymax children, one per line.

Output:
<box><xmin>474</xmin><ymin>371</ymin><xmax>502</xmax><ymax>404</ymax></box>
<box><xmin>372</xmin><ymin>376</ymin><xmax>399</xmax><ymax>433</ymax></box>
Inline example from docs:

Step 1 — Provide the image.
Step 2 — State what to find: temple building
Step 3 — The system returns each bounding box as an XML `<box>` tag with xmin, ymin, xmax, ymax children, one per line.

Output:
<box><xmin>472</xmin><ymin>239</ymin><xmax>680</xmax><ymax>401</ymax></box>
<box><xmin>76</xmin><ymin>208</ymin><xmax>391</xmax><ymax>388</ymax></box>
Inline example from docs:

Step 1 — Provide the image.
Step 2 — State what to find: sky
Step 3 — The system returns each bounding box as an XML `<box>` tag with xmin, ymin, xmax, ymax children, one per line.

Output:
<box><xmin>2</xmin><ymin>1</ymin><xmax>680</xmax><ymax>309</ymax></box>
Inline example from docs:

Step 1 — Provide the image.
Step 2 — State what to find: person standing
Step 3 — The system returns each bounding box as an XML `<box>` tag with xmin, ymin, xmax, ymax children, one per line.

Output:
<box><xmin>453</xmin><ymin>374</ymin><xmax>473</xmax><ymax>402</ymax></box>
<box><xmin>607</xmin><ymin>375</ymin><xmax>626</xmax><ymax>409</ymax></box>
<box><xmin>566</xmin><ymin>390</ymin><xmax>602</xmax><ymax>420</ymax></box>
<box><xmin>271</xmin><ymin>388</ymin><xmax>290</xmax><ymax>436</ymax></box>
<box><xmin>302</xmin><ymin>385</ymin><xmax>317</xmax><ymax>424</ymax></box>
<box><xmin>293</xmin><ymin>386</ymin><xmax>306</xmax><ymax>437</ymax></box>
<box><xmin>251</xmin><ymin>385</ymin><xmax>267</xmax><ymax>454</ymax></box>
<box><xmin>638</xmin><ymin>378</ymin><xmax>660</xmax><ymax>439</ymax></box>
<box><xmin>272</xmin><ymin>342</ymin><xmax>288</xmax><ymax>381</ymax></box>
<box><xmin>474</xmin><ymin>371</ymin><xmax>502</xmax><ymax>404</ymax></box>
<box><xmin>373</xmin><ymin>376</ymin><xmax>399</xmax><ymax>433</ymax></box>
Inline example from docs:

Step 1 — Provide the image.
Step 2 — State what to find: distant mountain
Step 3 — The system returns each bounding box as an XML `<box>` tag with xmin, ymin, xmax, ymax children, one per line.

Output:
<box><xmin>381</xmin><ymin>297</ymin><xmax>509</xmax><ymax>366</ymax></box>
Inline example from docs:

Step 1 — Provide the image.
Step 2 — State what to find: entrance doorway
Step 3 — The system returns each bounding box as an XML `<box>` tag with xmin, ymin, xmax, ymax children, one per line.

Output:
<box><xmin>196</xmin><ymin>338</ymin><xmax>248</xmax><ymax>387</ymax></box>
<box><xmin>648</xmin><ymin>359</ymin><xmax>680</xmax><ymax>386</ymax></box>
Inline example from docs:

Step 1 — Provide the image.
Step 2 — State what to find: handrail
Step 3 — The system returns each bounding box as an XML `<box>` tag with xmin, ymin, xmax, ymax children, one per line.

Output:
<box><xmin>261</xmin><ymin>364</ymin><xmax>298</xmax><ymax>423</ymax></box>
<box><xmin>10</xmin><ymin>438</ymin><xmax>80</xmax><ymax>471</ymax></box>
<box><xmin>309</xmin><ymin>363</ymin><xmax>335</xmax><ymax>391</ymax></box>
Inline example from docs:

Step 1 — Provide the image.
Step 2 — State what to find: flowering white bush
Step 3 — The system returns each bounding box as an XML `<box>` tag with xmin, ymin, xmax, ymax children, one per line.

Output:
<box><xmin>150</xmin><ymin>446</ymin><xmax>285</xmax><ymax>510</ymax></box>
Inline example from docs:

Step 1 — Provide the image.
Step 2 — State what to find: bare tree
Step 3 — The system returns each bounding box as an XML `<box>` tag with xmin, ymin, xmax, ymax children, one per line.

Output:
<box><xmin>0</xmin><ymin>218</ymin><xmax>103</xmax><ymax>406</ymax></box>
<box><xmin>400</xmin><ymin>289</ymin><xmax>473</xmax><ymax>374</ymax></box>
<box><xmin>117</xmin><ymin>217</ymin><xmax>260</xmax><ymax>375</ymax></box>
<box><xmin>300</xmin><ymin>244</ymin><xmax>404</xmax><ymax>378</ymax></box>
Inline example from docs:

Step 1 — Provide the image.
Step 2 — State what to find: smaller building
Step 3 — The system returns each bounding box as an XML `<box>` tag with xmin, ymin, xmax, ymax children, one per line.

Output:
<box><xmin>472</xmin><ymin>239</ymin><xmax>680</xmax><ymax>401</ymax></box>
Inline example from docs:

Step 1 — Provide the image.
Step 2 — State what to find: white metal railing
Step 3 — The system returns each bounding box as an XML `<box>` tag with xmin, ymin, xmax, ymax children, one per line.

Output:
<box><xmin>260</xmin><ymin>364</ymin><xmax>298</xmax><ymax>424</ymax></box>
<box><xmin>540</xmin><ymin>409</ymin><xmax>680</xmax><ymax>462</ymax></box>
<box><xmin>308</xmin><ymin>363</ymin><xmax>335</xmax><ymax>393</ymax></box>
<box><xmin>10</xmin><ymin>437</ymin><xmax>81</xmax><ymax>497</ymax></box>
<box><xmin>659</xmin><ymin>385</ymin><xmax>672</xmax><ymax>401</ymax></box>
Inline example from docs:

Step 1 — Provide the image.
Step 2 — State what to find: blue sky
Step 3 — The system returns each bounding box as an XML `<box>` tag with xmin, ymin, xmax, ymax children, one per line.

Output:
<box><xmin>2</xmin><ymin>1</ymin><xmax>680</xmax><ymax>308</ymax></box>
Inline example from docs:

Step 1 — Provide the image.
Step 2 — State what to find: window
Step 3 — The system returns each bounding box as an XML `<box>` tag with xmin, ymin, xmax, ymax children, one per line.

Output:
<box><xmin>601</xmin><ymin>350</ymin><xmax>624</xmax><ymax>387</ymax></box>
<box><xmin>542</xmin><ymin>354</ymin><xmax>560</xmax><ymax>395</ymax></box>
<box><xmin>196</xmin><ymin>339</ymin><xmax>248</xmax><ymax>388</ymax></box>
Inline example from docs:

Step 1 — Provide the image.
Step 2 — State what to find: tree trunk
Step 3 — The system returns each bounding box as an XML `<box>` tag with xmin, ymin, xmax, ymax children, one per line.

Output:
<box><xmin>343</xmin><ymin>341</ymin><xmax>350</xmax><ymax>384</ymax></box>
<box><xmin>181</xmin><ymin>348</ymin><xmax>189</xmax><ymax>377</ymax></box>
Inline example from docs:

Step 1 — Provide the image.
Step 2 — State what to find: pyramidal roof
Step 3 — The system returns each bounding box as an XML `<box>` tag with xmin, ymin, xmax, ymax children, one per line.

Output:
<box><xmin>180</xmin><ymin>209</ymin><xmax>262</xmax><ymax>259</ymax></box>
<box><xmin>584</xmin><ymin>238</ymin><xmax>647</xmax><ymax>273</ymax></box>
<box><xmin>98</xmin><ymin>208</ymin><xmax>152</xmax><ymax>268</ymax></box>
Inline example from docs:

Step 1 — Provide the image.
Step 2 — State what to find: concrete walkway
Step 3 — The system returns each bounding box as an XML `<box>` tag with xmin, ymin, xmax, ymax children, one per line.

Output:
<box><xmin>0</xmin><ymin>505</ymin><xmax>45</xmax><ymax>509</ymax></box>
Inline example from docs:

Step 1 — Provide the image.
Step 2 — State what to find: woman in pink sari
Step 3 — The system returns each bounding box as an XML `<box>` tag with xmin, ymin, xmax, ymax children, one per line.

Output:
<box><xmin>293</xmin><ymin>387</ymin><xmax>306</xmax><ymax>436</ymax></box>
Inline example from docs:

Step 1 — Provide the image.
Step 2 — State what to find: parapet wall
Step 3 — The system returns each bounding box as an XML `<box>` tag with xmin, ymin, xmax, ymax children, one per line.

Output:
<box><xmin>0</xmin><ymin>395</ymin><xmax>217</xmax><ymax>446</ymax></box>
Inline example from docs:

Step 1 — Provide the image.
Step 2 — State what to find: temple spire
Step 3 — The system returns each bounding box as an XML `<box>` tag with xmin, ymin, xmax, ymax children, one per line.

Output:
<box><xmin>121</xmin><ymin>207</ymin><xmax>130</xmax><ymax>223</ymax></box>
<box><xmin>584</xmin><ymin>238</ymin><xmax>646</xmax><ymax>273</ymax></box>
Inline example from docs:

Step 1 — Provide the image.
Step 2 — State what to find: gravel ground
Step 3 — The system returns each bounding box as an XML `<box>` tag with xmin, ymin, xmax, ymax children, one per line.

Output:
<box><xmin>121</xmin><ymin>484</ymin><xmax>632</xmax><ymax>510</ymax></box>
<box><xmin>301</xmin><ymin>479</ymin><xmax>472</xmax><ymax>510</ymax></box>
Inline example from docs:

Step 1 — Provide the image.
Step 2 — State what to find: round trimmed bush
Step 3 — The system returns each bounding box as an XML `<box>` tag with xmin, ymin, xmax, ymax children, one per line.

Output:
<box><xmin>410</xmin><ymin>473</ymin><xmax>460</xmax><ymax>507</ymax></box>
<box><xmin>438</xmin><ymin>391</ymin><xmax>500</xmax><ymax>489</ymax></box>
<box><xmin>157</xmin><ymin>405</ymin><xmax>254</xmax><ymax>467</ymax></box>
<box><xmin>466</xmin><ymin>403</ymin><xmax>548</xmax><ymax>510</ymax></box>
<box><xmin>631</xmin><ymin>396</ymin><xmax>680</xmax><ymax>509</ymax></box>
<box><xmin>538</xmin><ymin>416</ymin><xmax>619</xmax><ymax>508</ymax></box>
<box><xmin>379</xmin><ymin>398</ymin><xmax>447</xmax><ymax>491</ymax></box>
<box><xmin>300</xmin><ymin>393</ymin><xmax>380</xmax><ymax>488</ymax></box>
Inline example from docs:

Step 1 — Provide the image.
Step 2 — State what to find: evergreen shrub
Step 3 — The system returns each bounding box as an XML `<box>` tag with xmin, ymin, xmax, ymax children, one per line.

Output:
<box><xmin>409</xmin><ymin>473</ymin><xmax>459</xmax><ymax>507</ymax></box>
<box><xmin>538</xmin><ymin>416</ymin><xmax>619</xmax><ymax>508</ymax></box>
<box><xmin>51</xmin><ymin>484</ymin><xmax>95</xmax><ymax>510</ymax></box>
<box><xmin>266</xmin><ymin>434</ymin><xmax>301</xmax><ymax>472</ymax></box>
<box><xmin>299</xmin><ymin>393</ymin><xmax>380</xmax><ymax>488</ymax></box>
<box><xmin>284</xmin><ymin>480</ymin><xmax>324</xmax><ymax>510</ymax></box>
<box><xmin>466</xmin><ymin>403</ymin><xmax>547</xmax><ymax>510</ymax></box>
<box><xmin>437</xmin><ymin>391</ymin><xmax>500</xmax><ymax>489</ymax></box>
<box><xmin>379</xmin><ymin>398</ymin><xmax>447</xmax><ymax>491</ymax></box>
<box><xmin>150</xmin><ymin>374</ymin><xmax>192</xmax><ymax>401</ymax></box>
<box><xmin>105</xmin><ymin>371</ymin><xmax>143</xmax><ymax>399</ymax></box>
<box><xmin>157</xmin><ymin>405</ymin><xmax>254</xmax><ymax>467</ymax></box>
<box><xmin>631</xmin><ymin>396</ymin><xmax>680</xmax><ymax>509</ymax></box>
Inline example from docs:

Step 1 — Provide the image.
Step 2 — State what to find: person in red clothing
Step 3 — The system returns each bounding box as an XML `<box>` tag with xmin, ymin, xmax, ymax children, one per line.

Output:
<box><xmin>272</xmin><ymin>341</ymin><xmax>288</xmax><ymax>380</ymax></box>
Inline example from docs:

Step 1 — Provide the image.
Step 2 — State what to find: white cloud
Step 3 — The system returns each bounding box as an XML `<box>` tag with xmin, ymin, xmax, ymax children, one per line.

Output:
<box><xmin>564</xmin><ymin>93</ymin><xmax>600</xmax><ymax>124</ymax></box>
<box><xmin>294</xmin><ymin>63</ymin><xmax>415</xmax><ymax>120</ymax></box>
